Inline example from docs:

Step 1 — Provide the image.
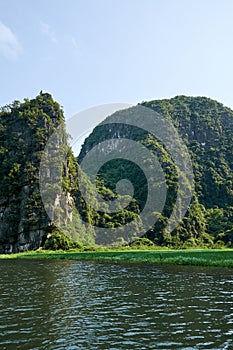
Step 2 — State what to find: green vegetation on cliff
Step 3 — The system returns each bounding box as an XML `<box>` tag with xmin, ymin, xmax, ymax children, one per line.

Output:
<box><xmin>0</xmin><ymin>92</ymin><xmax>65</xmax><ymax>251</ymax></box>
<box><xmin>2</xmin><ymin>93</ymin><xmax>233</xmax><ymax>252</ymax></box>
<box><xmin>80</xmin><ymin>96</ymin><xmax>233</xmax><ymax>248</ymax></box>
<box><xmin>0</xmin><ymin>92</ymin><xmax>90</xmax><ymax>253</ymax></box>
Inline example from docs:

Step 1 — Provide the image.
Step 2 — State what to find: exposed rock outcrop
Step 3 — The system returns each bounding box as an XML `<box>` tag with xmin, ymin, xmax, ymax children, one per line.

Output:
<box><xmin>0</xmin><ymin>92</ymin><xmax>74</xmax><ymax>253</ymax></box>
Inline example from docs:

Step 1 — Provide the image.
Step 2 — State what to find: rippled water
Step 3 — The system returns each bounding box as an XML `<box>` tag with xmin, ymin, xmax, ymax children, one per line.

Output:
<box><xmin>0</xmin><ymin>259</ymin><xmax>233</xmax><ymax>349</ymax></box>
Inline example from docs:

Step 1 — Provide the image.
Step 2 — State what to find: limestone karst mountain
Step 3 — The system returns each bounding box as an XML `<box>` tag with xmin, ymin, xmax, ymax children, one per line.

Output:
<box><xmin>1</xmin><ymin>93</ymin><xmax>233</xmax><ymax>252</ymax></box>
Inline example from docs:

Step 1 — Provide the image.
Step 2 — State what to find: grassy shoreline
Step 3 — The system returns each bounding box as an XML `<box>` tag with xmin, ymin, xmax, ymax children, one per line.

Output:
<box><xmin>0</xmin><ymin>249</ymin><xmax>233</xmax><ymax>267</ymax></box>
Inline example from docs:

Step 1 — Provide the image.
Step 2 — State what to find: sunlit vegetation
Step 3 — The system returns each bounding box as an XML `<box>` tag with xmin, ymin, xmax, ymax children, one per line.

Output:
<box><xmin>1</xmin><ymin>94</ymin><xmax>233</xmax><ymax>251</ymax></box>
<box><xmin>79</xmin><ymin>96</ymin><xmax>233</xmax><ymax>248</ymax></box>
<box><xmin>1</xmin><ymin>248</ymin><xmax>233</xmax><ymax>268</ymax></box>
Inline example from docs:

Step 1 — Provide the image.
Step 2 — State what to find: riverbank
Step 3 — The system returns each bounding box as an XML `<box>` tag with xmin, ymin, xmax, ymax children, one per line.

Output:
<box><xmin>0</xmin><ymin>249</ymin><xmax>233</xmax><ymax>267</ymax></box>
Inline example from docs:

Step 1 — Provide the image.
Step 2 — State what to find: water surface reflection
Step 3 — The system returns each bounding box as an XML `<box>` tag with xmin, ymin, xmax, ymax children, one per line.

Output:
<box><xmin>0</xmin><ymin>260</ymin><xmax>233</xmax><ymax>349</ymax></box>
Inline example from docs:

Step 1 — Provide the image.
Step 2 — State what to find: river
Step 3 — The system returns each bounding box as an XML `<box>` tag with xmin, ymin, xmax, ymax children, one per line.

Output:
<box><xmin>0</xmin><ymin>259</ymin><xmax>233</xmax><ymax>349</ymax></box>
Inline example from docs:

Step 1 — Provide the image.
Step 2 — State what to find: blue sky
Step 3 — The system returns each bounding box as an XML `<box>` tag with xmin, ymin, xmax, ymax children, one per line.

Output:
<box><xmin>1</xmin><ymin>0</ymin><xmax>233</xmax><ymax>118</ymax></box>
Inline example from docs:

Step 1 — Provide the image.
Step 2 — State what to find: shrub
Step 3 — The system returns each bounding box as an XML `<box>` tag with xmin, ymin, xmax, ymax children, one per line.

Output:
<box><xmin>129</xmin><ymin>237</ymin><xmax>155</xmax><ymax>248</ymax></box>
<box><xmin>44</xmin><ymin>230</ymin><xmax>83</xmax><ymax>251</ymax></box>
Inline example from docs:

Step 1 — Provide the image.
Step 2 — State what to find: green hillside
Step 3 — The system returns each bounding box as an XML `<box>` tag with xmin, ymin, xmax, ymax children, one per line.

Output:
<box><xmin>79</xmin><ymin>96</ymin><xmax>233</xmax><ymax>247</ymax></box>
<box><xmin>1</xmin><ymin>93</ymin><xmax>233</xmax><ymax>252</ymax></box>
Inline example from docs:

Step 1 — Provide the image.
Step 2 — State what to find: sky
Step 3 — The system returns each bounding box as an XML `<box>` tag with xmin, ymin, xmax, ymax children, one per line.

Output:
<box><xmin>1</xmin><ymin>0</ymin><xmax>233</xmax><ymax>119</ymax></box>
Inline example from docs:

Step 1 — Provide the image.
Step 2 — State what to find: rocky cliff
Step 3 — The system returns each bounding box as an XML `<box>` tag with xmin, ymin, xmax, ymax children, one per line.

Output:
<box><xmin>0</xmin><ymin>92</ymin><xmax>74</xmax><ymax>253</ymax></box>
<box><xmin>2</xmin><ymin>93</ymin><xmax>233</xmax><ymax>252</ymax></box>
<box><xmin>79</xmin><ymin>96</ymin><xmax>233</xmax><ymax>247</ymax></box>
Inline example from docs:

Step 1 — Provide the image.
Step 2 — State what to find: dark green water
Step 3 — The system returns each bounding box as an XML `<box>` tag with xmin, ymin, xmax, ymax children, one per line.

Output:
<box><xmin>0</xmin><ymin>260</ymin><xmax>233</xmax><ymax>349</ymax></box>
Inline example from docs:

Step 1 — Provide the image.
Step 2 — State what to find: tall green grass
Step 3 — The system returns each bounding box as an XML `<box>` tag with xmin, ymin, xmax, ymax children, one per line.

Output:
<box><xmin>0</xmin><ymin>249</ymin><xmax>233</xmax><ymax>267</ymax></box>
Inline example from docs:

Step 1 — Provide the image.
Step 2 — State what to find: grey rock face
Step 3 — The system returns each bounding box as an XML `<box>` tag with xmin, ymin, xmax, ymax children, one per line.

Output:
<box><xmin>0</xmin><ymin>93</ymin><xmax>74</xmax><ymax>253</ymax></box>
